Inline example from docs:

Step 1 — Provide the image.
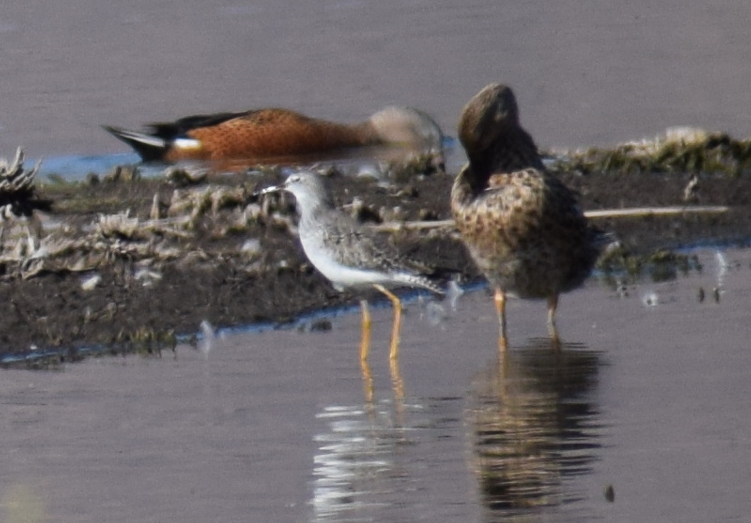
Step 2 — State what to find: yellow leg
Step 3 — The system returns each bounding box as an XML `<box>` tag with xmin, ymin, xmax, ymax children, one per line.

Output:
<box><xmin>390</xmin><ymin>357</ymin><xmax>406</xmax><ymax>427</ymax></box>
<box><xmin>494</xmin><ymin>288</ymin><xmax>508</xmax><ymax>352</ymax></box>
<box><xmin>359</xmin><ymin>300</ymin><xmax>372</xmax><ymax>364</ymax></box>
<box><xmin>547</xmin><ymin>294</ymin><xmax>561</xmax><ymax>350</ymax></box>
<box><xmin>373</xmin><ymin>284</ymin><xmax>402</xmax><ymax>361</ymax></box>
<box><xmin>361</xmin><ymin>358</ymin><xmax>374</xmax><ymax>405</ymax></box>
<box><xmin>389</xmin><ymin>357</ymin><xmax>405</xmax><ymax>406</ymax></box>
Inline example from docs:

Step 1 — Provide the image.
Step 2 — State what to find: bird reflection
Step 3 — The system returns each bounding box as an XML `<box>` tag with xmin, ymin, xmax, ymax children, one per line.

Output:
<box><xmin>310</xmin><ymin>392</ymin><xmax>416</xmax><ymax>523</ymax></box>
<box><xmin>361</xmin><ymin>357</ymin><xmax>405</xmax><ymax>410</ymax></box>
<box><xmin>467</xmin><ymin>339</ymin><xmax>603</xmax><ymax>521</ymax></box>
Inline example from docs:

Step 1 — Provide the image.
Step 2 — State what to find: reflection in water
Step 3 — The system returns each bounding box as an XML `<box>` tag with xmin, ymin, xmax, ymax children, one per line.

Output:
<box><xmin>468</xmin><ymin>339</ymin><xmax>604</xmax><ymax>522</ymax></box>
<box><xmin>310</xmin><ymin>340</ymin><xmax>605</xmax><ymax>522</ymax></box>
<box><xmin>311</xmin><ymin>400</ymin><xmax>408</xmax><ymax>522</ymax></box>
<box><xmin>311</xmin><ymin>386</ymin><xmax>463</xmax><ymax>522</ymax></box>
<box><xmin>360</xmin><ymin>359</ymin><xmax>405</xmax><ymax>408</ymax></box>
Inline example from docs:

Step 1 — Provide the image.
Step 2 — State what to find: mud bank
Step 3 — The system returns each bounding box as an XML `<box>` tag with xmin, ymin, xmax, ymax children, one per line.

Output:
<box><xmin>1</xmin><ymin>138</ymin><xmax>749</xmax><ymax>365</ymax></box>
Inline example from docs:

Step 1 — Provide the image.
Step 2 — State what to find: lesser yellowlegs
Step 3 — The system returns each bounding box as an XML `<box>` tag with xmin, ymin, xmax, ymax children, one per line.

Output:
<box><xmin>451</xmin><ymin>83</ymin><xmax>609</xmax><ymax>349</ymax></box>
<box><xmin>260</xmin><ymin>171</ymin><xmax>444</xmax><ymax>363</ymax></box>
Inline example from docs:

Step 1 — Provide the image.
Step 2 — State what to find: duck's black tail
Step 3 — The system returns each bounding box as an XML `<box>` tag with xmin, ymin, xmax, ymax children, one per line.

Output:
<box><xmin>101</xmin><ymin>125</ymin><xmax>168</xmax><ymax>162</ymax></box>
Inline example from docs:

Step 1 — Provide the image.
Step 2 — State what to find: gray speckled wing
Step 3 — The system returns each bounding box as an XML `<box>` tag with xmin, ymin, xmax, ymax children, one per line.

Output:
<box><xmin>299</xmin><ymin>206</ymin><xmax>442</xmax><ymax>293</ymax></box>
<box><xmin>306</xmin><ymin>208</ymin><xmax>420</xmax><ymax>273</ymax></box>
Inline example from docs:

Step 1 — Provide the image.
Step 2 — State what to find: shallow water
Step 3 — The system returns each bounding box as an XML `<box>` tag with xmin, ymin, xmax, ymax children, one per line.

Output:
<box><xmin>2</xmin><ymin>248</ymin><xmax>751</xmax><ymax>522</ymax></box>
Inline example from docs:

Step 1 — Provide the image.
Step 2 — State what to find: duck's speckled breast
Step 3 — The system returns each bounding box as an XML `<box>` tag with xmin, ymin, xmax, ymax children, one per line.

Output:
<box><xmin>452</xmin><ymin>167</ymin><xmax>596</xmax><ymax>298</ymax></box>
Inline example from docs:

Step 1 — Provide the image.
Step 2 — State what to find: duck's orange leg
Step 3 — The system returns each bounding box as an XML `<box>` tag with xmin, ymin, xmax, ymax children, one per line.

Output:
<box><xmin>547</xmin><ymin>294</ymin><xmax>561</xmax><ymax>350</ymax></box>
<box><xmin>494</xmin><ymin>288</ymin><xmax>508</xmax><ymax>352</ymax></box>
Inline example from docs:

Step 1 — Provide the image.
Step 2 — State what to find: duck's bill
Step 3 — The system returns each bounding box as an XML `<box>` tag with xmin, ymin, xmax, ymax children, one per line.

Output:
<box><xmin>254</xmin><ymin>185</ymin><xmax>283</xmax><ymax>196</ymax></box>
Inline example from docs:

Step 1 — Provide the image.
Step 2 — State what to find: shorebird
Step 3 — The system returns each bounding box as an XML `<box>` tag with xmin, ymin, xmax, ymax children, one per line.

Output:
<box><xmin>104</xmin><ymin>106</ymin><xmax>443</xmax><ymax>163</ymax></box>
<box><xmin>259</xmin><ymin>171</ymin><xmax>444</xmax><ymax>363</ymax></box>
<box><xmin>451</xmin><ymin>83</ymin><xmax>609</xmax><ymax>349</ymax></box>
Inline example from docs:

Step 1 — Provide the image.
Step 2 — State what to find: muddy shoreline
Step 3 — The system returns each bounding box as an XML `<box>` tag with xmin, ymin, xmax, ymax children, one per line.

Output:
<box><xmin>1</xmin><ymin>141</ymin><xmax>749</xmax><ymax>366</ymax></box>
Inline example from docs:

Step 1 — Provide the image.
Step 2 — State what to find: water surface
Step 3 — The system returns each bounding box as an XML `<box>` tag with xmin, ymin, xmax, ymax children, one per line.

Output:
<box><xmin>2</xmin><ymin>248</ymin><xmax>750</xmax><ymax>522</ymax></box>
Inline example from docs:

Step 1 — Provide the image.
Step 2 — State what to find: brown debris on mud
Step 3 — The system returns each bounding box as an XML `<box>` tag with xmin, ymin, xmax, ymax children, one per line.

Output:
<box><xmin>1</xmin><ymin>137</ymin><xmax>750</xmax><ymax>366</ymax></box>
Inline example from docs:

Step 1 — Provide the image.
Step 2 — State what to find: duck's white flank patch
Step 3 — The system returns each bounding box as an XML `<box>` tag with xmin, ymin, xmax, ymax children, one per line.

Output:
<box><xmin>174</xmin><ymin>138</ymin><xmax>203</xmax><ymax>150</ymax></box>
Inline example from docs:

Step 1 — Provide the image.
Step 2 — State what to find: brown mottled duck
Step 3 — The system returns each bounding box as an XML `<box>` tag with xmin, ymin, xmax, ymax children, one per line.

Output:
<box><xmin>451</xmin><ymin>83</ymin><xmax>610</xmax><ymax>349</ymax></box>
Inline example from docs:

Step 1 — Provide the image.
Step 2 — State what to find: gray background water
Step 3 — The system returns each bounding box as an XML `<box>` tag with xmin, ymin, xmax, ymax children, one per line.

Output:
<box><xmin>1</xmin><ymin>1</ymin><xmax>750</xmax><ymax>158</ymax></box>
<box><xmin>1</xmin><ymin>2</ymin><xmax>751</xmax><ymax>522</ymax></box>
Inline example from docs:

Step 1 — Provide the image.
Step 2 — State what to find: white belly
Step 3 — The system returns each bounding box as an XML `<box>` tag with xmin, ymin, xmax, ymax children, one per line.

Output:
<box><xmin>303</xmin><ymin>242</ymin><xmax>390</xmax><ymax>291</ymax></box>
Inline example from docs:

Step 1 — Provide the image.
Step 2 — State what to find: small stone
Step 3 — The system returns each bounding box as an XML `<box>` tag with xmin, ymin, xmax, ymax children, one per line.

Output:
<box><xmin>80</xmin><ymin>273</ymin><xmax>101</xmax><ymax>291</ymax></box>
<box><xmin>306</xmin><ymin>319</ymin><xmax>332</xmax><ymax>332</ymax></box>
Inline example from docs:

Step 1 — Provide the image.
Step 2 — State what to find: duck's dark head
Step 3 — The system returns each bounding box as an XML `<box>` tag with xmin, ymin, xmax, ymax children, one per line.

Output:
<box><xmin>457</xmin><ymin>83</ymin><xmax>542</xmax><ymax>182</ymax></box>
<box><xmin>458</xmin><ymin>83</ymin><xmax>520</xmax><ymax>159</ymax></box>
